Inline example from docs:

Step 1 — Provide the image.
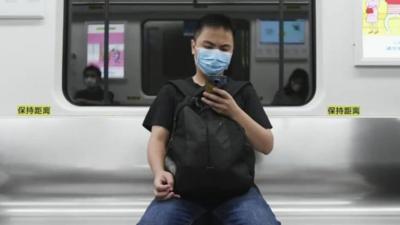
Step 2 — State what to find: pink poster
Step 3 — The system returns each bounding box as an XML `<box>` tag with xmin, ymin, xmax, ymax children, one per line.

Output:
<box><xmin>87</xmin><ymin>24</ymin><xmax>125</xmax><ymax>78</ymax></box>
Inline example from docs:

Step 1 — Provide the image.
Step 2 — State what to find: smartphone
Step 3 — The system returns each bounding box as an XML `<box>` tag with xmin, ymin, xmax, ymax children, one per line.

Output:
<box><xmin>205</xmin><ymin>75</ymin><xmax>228</xmax><ymax>92</ymax></box>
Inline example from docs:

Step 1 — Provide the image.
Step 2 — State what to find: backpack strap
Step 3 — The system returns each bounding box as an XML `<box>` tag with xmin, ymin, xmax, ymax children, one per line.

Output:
<box><xmin>168</xmin><ymin>79</ymin><xmax>204</xmax><ymax>98</ymax></box>
<box><xmin>224</xmin><ymin>78</ymin><xmax>251</xmax><ymax>97</ymax></box>
<box><xmin>168</xmin><ymin>78</ymin><xmax>250</xmax><ymax>98</ymax></box>
<box><xmin>167</xmin><ymin>79</ymin><xmax>204</xmax><ymax>142</ymax></box>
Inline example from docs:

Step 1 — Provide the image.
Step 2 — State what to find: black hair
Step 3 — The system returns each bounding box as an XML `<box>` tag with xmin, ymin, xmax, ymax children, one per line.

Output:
<box><xmin>284</xmin><ymin>68</ymin><xmax>310</xmax><ymax>101</ymax></box>
<box><xmin>83</xmin><ymin>65</ymin><xmax>101</xmax><ymax>78</ymax></box>
<box><xmin>194</xmin><ymin>14</ymin><xmax>235</xmax><ymax>39</ymax></box>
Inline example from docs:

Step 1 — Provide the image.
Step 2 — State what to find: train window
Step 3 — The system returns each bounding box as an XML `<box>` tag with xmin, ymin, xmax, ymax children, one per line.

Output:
<box><xmin>63</xmin><ymin>0</ymin><xmax>315</xmax><ymax>106</ymax></box>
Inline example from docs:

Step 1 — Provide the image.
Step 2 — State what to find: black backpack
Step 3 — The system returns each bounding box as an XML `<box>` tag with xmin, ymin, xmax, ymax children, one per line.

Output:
<box><xmin>165</xmin><ymin>78</ymin><xmax>256</xmax><ymax>200</ymax></box>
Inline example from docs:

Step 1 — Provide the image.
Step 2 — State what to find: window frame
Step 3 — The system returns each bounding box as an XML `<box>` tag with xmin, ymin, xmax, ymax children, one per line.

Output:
<box><xmin>62</xmin><ymin>0</ymin><xmax>316</xmax><ymax>107</ymax></box>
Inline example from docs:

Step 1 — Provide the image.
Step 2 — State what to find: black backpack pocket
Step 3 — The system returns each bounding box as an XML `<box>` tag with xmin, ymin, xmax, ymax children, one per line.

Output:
<box><xmin>208</xmin><ymin>116</ymin><xmax>247</xmax><ymax>170</ymax></box>
<box><xmin>168</xmin><ymin>106</ymin><xmax>208</xmax><ymax>168</ymax></box>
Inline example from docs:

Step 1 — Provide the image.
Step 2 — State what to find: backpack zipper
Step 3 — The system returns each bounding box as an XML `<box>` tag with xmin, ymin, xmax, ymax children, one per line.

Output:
<box><xmin>206</xmin><ymin>115</ymin><xmax>224</xmax><ymax>170</ymax></box>
<box><xmin>206</xmin><ymin>123</ymin><xmax>213</xmax><ymax>170</ymax></box>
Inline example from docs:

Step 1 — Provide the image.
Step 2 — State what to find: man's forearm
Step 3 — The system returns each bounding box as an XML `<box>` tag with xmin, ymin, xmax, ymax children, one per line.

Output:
<box><xmin>147</xmin><ymin>138</ymin><xmax>167</xmax><ymax>175</ymax></box>
<box><xmin>232</xmin><ymin>108</ymin><xmax>274</xmax><ymax>155</ymax></box>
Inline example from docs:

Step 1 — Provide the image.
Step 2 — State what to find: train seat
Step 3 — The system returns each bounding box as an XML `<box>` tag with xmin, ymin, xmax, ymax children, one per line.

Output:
<box><xmin>1</xmin><ymin>118</ymin><xmax>400</xmax><ymax>225</ymax></box>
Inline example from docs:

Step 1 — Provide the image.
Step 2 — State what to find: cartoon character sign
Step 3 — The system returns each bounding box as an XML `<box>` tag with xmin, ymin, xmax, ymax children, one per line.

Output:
<box><xmin>366</xmin><ymin>0</ymin><xmax>380</xmax><ymax>34</ymax></box>
<box><xmin>87</xmin><ymin>24</ymin><xmax>125</xmax><ymax>79</ymax></box>
<box><xmin>385</xmin><ymin>0</ymin><xmax>400</xmax><ymax>32</ymax></box>
<box><xmin>111</xmin><ymin>48</ymin><xmax>121</xmax><ymax>63</ymax></box>
<box><xmin>361</xmin><ymin>0</ymin><xmax>400</xmax><ymax>61</ymax></box>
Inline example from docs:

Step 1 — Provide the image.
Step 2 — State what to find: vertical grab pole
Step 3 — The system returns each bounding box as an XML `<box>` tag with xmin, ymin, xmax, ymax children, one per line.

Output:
<box><xmin>103</xmin><ymin>0</ymin><xmax>110</xmax><ymax>104</ymax></box>
<box><xmin>278</xmin><ymin>0</ymin><xmax>285</xmax><ymax>91</ymax></box>
<box><xmin>308</xmin><ymin>0</ymin><xmax>314</xmax><ymax>101</ymax></box>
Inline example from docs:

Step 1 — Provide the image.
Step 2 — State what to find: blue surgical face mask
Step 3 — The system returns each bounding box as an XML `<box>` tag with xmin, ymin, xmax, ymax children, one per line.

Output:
<box><xmin>85</xmin><ymin>77</ymin><xmax>98</xmax><ymax>88</ymax></box>
<box><xmin>195</xmin><ymin>47</ymin><xmax>232</xmax><ymax>76</ymax></box>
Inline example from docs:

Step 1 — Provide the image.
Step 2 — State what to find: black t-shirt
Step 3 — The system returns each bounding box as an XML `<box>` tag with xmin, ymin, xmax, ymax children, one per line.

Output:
<box><xmin>74</xmin><ymin>87</ymin><xmax>105</xmax><ymax>101</ymax></box>
<box><xmin>74</xmin><ymin>87</ymin><xmax>114</xmax><ymax>104</ymax></box>
<box><xmin>143</xmin><ymin>77</ymin><xmax>272</xmax><ymax>132</ymax></box>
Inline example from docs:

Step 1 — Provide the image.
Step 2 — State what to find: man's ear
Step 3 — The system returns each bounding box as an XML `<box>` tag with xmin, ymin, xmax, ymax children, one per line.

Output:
<box><xmin>191</xmin><ymin>39</ymin><xmax>196</xmax><ymax>55</ymax></box>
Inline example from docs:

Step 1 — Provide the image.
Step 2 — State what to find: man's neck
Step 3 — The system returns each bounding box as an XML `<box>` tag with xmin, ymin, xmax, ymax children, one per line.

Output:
<box><xmin>192</xmin><ymin>71</ymin><xmax>207</xmax><ymax>87</ymax></box>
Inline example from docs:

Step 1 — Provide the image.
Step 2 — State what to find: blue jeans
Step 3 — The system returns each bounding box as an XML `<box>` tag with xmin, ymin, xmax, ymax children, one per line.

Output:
<box><xmin>137</xmin><ymin>186</ymin><xmax>281</xmax><ymax>225</ymax></box>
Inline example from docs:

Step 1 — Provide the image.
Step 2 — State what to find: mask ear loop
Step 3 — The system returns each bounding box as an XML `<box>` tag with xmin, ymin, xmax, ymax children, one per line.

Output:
<box><xmin>194</xmin><ymin>47</ymin><xmax>214</xmax><ymax>78</ymax></box>
<box><xmin>194</xmin><ymin>47</ymin><xmax>200</xmax><ymax>69</ymax></box>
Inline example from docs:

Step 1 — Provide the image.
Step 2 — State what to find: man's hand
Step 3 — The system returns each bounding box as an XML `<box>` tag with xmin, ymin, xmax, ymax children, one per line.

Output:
<box><xmin>153</xmin><ymin>171</ymin><xmax>181</xmax><ymax>200</ymax></box>
<box><xmin>201</xmin><ymin>87</ymin><xmax>242</xmax><ymax>119</ymax></box>
<box><xmin>201</xmin><ymin>88</ymin><xmax>274</xmax><ymax>155</ymax></box>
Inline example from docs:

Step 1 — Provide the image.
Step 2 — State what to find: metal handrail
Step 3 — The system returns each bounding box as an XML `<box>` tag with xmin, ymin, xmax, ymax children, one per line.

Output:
<box><xmin>103</xmin><ymin>0</ymin><xmax>110</xmax><ymax>104</ymax></box>
<box><xmin>71</xmin><ymin>0</ymin><xmax>310</xmax><ymax>6</ymax></box>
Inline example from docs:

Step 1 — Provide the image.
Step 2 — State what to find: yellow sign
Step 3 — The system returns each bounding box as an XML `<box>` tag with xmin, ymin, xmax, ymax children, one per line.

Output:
<box><xmin>17</xmin><ymin>105</ymin><xmax>51</xmax><ymax>116</ymax></box>
<box><xmin>328</xmin><ymin>105</ymin><xmax>361</xmax><ymax>116</ymax></box>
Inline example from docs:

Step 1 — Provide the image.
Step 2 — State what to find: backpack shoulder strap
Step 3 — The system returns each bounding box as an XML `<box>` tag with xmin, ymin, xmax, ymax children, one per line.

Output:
<box><xmin>168</xmin><ymin>79</ymin><xmax>204</xmax><ymax>97</ymax></box>
<box><xmin>168</xmin><ymin>78</ymin><xmax>248</xmax><ymax>97</ymax></box>
<box><xmin>224</xmin><ymin>78</ymin><xmax>251</xmax><ymax>97</ymax></box>
<box><xmin>167</xmin><ymin>79</ymin><xmax>204</xmax><ymax>142</ymax></box>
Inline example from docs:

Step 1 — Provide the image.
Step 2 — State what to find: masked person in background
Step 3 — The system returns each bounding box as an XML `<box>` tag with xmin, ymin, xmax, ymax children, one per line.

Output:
<box><xmin>74</xmin><ymin>65</ymin><xmax>114</xmax><ymax>105</ymax></box>
<box><xmin>138</xmin><ymin>14</ymin><xmax>280</xmax><ymax>225</ymax></box>
<box><xmin>271</xmin><ymin>68</ymin><xmax>310</xmax><ymax>106</ymax></box>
